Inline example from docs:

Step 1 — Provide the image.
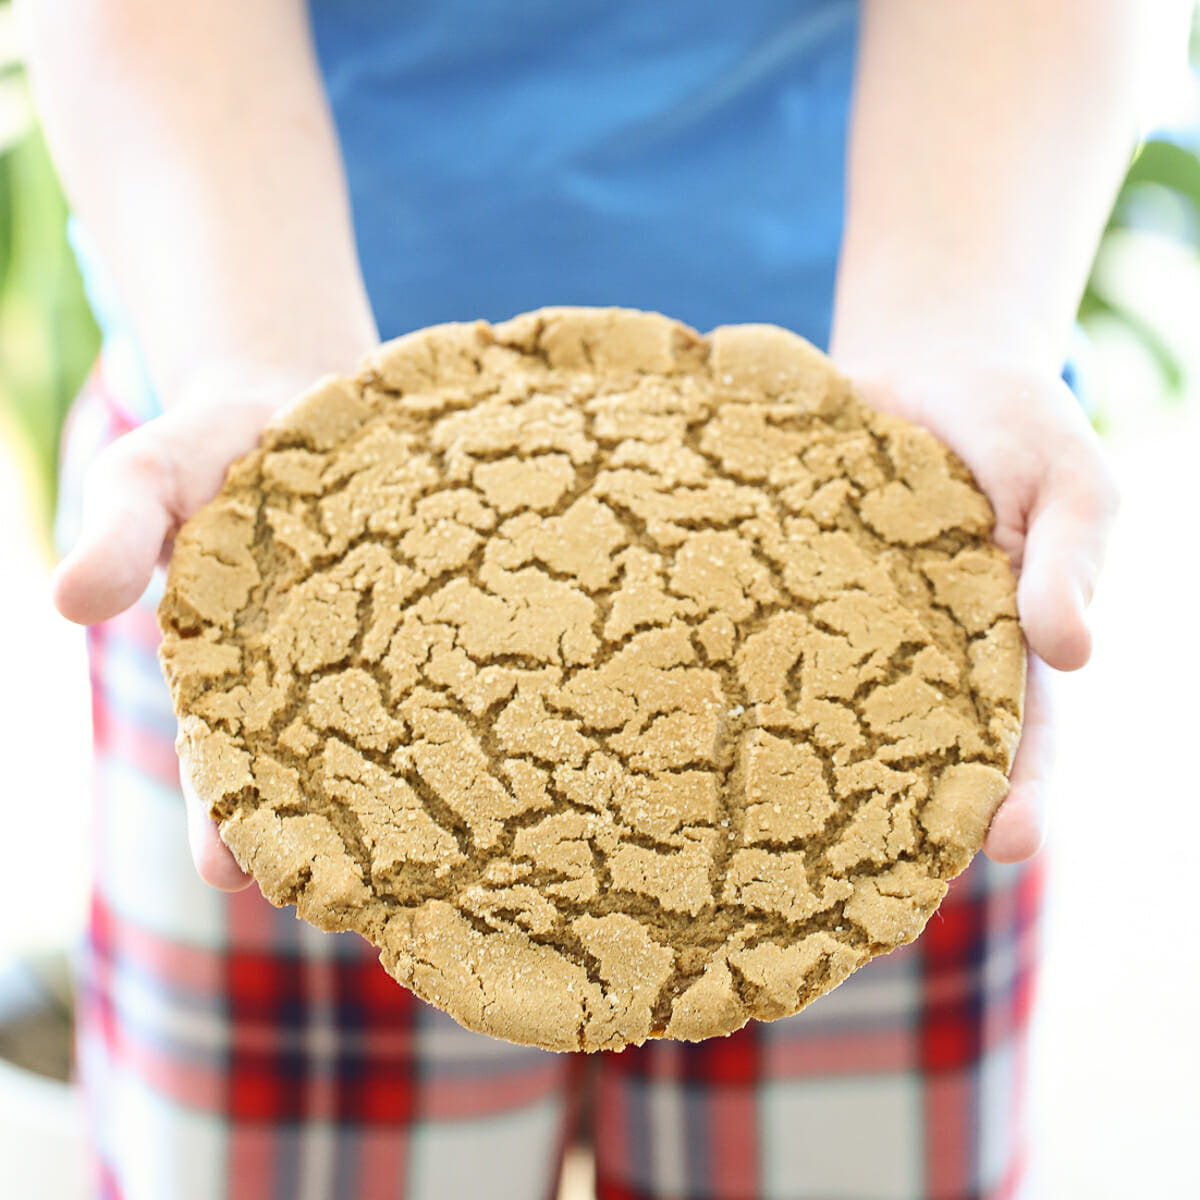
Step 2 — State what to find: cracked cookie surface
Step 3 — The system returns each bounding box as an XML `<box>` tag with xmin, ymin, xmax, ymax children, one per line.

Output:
<box><xmin>158</xmin><ymin>307</ymin><xmax>1025</xmax><ymax>1052</ymax></box>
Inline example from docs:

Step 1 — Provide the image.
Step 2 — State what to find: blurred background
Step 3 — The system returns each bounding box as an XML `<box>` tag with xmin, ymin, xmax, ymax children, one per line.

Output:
<box><xmin>1</xmin><ymin>2</ymin><xmax>1198</xmax><ymax>1197</ymax></box>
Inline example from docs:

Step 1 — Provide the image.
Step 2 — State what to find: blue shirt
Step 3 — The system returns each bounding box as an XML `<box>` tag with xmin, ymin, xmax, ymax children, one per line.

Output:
<box><xmin>77</xmin><ymin>0</ymin><xmax>859</xmax><ymax>418</ymax></box>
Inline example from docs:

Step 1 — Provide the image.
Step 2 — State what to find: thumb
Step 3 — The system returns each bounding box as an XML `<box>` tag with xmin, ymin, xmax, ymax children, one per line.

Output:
<box><xmin>1017</xmin><ymin>450</ymin><xmax>1119</xmax><ymax>672</ymax></box>
<box><xmin>52</xmin><ymin>400</ymin><xmax>280</xmax><ymax>626</ymax></box>
<box><xmin>52</xmin><ymin>425</ymin><xmax>176</xmax><ymax>625</ymax></box>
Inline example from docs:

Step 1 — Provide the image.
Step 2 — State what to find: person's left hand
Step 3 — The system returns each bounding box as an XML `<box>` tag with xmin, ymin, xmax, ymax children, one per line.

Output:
<box><xmin>51</xmin><ymin>374</ymin><xmax>325</xmax><ymax>892</ymax></box>
<box><xmin>833</xmin><ymin>359</ymin><xmax>1119</xmax><ymax>863</ymax></box>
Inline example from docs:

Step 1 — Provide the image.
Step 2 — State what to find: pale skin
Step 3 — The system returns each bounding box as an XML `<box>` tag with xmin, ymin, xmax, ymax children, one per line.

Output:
<box><xmin>25</xmin><ymin>0</ymin><xmax>1169</xmax><ymax>890</ymax></box>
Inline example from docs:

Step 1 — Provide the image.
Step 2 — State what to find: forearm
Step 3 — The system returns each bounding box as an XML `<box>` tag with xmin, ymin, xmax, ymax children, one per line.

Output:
<box><xmin>831</xmin><ymin>0</ymin><xmax>1177</xmax><ymax>372</ymax></box>
<box><xmin>22</xmin><ymin>0</ymin><xmax>377</xmax><ymax>406</ymax></box>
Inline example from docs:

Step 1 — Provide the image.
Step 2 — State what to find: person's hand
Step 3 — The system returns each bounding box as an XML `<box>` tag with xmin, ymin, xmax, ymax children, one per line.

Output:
<box><xmin>836</xmin><ymin>359</ymin><xmax>1119</xmax><ymax>864</ymax></box>
<box><xmin>51</xmin><ymin>372</ymin><xmax>328</xmax><ymax>892</ymax></box>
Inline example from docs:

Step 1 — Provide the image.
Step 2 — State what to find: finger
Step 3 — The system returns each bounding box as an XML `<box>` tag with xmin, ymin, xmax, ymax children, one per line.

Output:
<box><xmin>181</xmin><ymin>770</ymin><xmax>254</xmax><ymax>892</ymax></box>
<box><xmin>1018</xmin><ymin>452</ymin><xmax>1119</xmax><ymax>672</ymax></box>
<box><xmin>52</xmin><ymin>428</ymin><xmax>175</xmax><ymax>625</ymax></box>
<box><xmin>984</xmin><ymin>653</ymin><xmax>1054</xmax><ymax>863</ymax></box>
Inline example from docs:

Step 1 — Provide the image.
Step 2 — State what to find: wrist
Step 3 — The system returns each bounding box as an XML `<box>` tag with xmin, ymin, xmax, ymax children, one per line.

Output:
<box><xmin>830</xmin><ymin>358</ymin><xmax>1077</xmax><ymax>437</ymax></box>
<box><xmin>829</xmin><ymin>325</ymin><xmax>1068</xmax><ymax>390</ymax></box>
<box><xmin>158</xmin><ymin>343</ymin><xmax>377</xmax><ymax>415</ymax></box>
<box><xmin>148</xmin><ymin>295</ymin><xmax>379</xmax><ymax>413</ymax></box>
<box><xmin>830</xmin><ymin>249</ymin><xmax>1078</xmax><ymax>379</ymax></box>
<box><xmin>829</xmin><ymin>298</ymin><xmax>1068</xmax><ymax>382</ymax></box>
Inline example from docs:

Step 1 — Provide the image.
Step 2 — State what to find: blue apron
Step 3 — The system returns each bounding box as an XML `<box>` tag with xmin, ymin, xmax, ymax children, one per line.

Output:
<box><xmin>75</xmin><ymin>0</ymin><xmax>859</xmax><ymax>418</ymax></box>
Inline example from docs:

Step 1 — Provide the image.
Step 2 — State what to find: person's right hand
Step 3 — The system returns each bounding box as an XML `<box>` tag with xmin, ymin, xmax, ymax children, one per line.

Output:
<box><xmin>52</xmin><ymin>374</ymin><xmax>326</xmax><ymax>892</ymax></box>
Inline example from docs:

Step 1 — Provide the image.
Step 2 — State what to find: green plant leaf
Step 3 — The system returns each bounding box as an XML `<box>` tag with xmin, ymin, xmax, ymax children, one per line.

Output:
<box><xmin>0</xmin><ymin>124</ymin><xmax>100</xmax><ymax>538</ymax></box>
<box><xmin>0</xmin><ymin>150</ymin><xmax>12</xmax><ymax>285</ymax></box>
<box><xmin>1079</xmin><ymin>280</ymin><xmax>1188</xmax><ymax>397</ymax></box>
<box><xmin>0</xmin><ymin>73</ymin><xmax>32</xmax><ymax>156</ymax></box>
<box><xmin>1123</xmin><ymin>139</ymin><xmax>1200</xmax><ymax>224</ymax></box>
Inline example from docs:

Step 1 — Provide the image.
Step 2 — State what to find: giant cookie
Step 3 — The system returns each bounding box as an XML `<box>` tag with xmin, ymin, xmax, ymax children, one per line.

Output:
<box><xmin>158</xmin><ymin>307</ymin><xmax>1025</xmax><ymax>1052</ymax></box>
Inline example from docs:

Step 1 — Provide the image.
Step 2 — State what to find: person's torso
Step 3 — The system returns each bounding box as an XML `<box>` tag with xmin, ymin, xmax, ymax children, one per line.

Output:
<box><xmin>310</xmin><ymin>0</ymin><xmax>858</xmax><ymax>340</ymax></box>
<box><xmin>77</xmin><ymin>0</ymin><xmax>859</xmax><ymax>419</ymax></box>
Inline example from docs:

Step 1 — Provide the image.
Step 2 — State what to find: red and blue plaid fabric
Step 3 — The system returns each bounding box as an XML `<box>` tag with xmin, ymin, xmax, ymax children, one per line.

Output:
<box><xmin>61</xmin><ymin>367</ymin><xmax>1045</xmax><ymax>1200</ymax></box>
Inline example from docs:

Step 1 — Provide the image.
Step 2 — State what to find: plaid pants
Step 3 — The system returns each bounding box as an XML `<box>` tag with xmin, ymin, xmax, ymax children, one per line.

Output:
<box><xmin>63</xmin><ymin>369</ymin><xmax>1044</xmax><ymax>1200</ymax></box>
